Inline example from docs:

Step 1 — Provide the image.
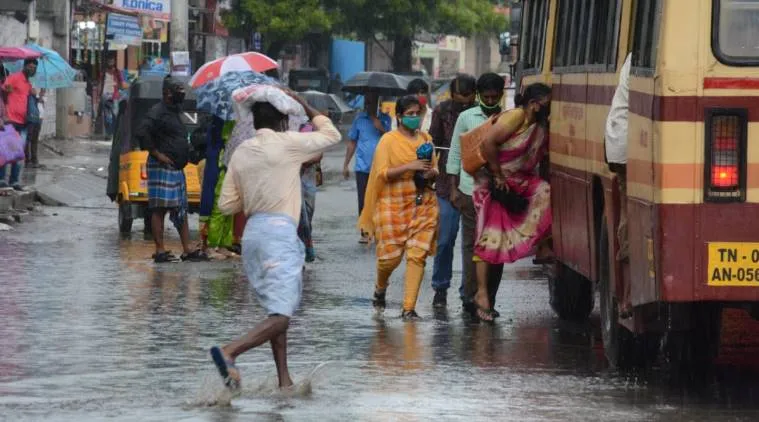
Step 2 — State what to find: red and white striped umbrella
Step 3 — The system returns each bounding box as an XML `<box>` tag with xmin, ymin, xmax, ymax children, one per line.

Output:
<box><xmin>189</xmin><ymin>52</ymin><xmax>278</xmax><ymax>88</ymax></box>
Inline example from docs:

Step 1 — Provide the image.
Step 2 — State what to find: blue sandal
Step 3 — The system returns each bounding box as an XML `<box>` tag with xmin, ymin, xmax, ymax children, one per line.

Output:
<box><xmin>210</xmin><ymin>346</ymin><xmax>240</xmax><ymax>390</ymax></box>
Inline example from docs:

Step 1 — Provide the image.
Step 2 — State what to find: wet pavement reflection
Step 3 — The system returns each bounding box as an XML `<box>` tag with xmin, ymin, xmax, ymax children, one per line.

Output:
<box><xmin>3</xmin><ymin>184</ymin><xmax>759</xmax><ymax>420</ymax></box>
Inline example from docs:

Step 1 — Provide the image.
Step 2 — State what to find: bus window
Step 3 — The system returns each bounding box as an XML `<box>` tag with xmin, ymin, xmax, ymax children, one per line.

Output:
<box><xmin>588</xmin><ymin>0</ymin><xmax>622</xmax><ymax>68</ymax></box>
<box><xmin>714</xmin><ymin>0</ymin><xmax>759</xmax><ymax>64</ymax></box>
<box><xmin>520</xmin><ymin>0</ymin><xmax>549</xmax><ymax>71</ymax></box>
<box><xmin>630</xmin><ymin>0</ymin><xmax>661</xmax><ymax>70</ymax></box>
<box><xmin>553</xmin><ymin>0</ymin><xmax>621</xmax><ymax>71</ymax></box>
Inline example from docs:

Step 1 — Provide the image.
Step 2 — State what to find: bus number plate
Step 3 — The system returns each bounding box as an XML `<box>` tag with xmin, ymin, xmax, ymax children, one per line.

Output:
<box><xmin>708</xmin><ymin>242</ymin><xmax>759</xmax><ymax>286</ymax></box>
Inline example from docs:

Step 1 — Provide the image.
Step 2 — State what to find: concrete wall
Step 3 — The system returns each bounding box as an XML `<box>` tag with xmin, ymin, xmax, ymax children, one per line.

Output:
<box><xmin>0</xmin><ymin>11</ymin><xmax>68</xmax><ymax>140</ymax></box>
<box><xmin>366</xmin><ymin>38</ymin><xmax>393</xmax><ymax>72</ymax></box>
<box><xmin>463</xmin><ymin>35</ymin><xmax>503</xmax><ymax>76</ymax></box>
<box><xmin>0</xmin><ymin>15</ymin><xmax>26</xmax><ymax>48</ymax></box>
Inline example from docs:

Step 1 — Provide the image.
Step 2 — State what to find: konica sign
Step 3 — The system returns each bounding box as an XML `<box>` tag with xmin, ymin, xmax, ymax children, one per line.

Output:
<box><xmin>116</xmin><ymin>0</ymin><xmax>171</xmax><ymax>20</ymax></box>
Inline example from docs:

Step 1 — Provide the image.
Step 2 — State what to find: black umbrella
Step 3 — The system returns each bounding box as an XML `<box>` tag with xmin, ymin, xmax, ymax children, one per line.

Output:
<box><xmin>300</xmin><ymin>90</ymin><xmax>352</xmax><ymax>114</ymax></box>
<box><xmin>342</xmin><ymin>71</ymin><xmax>412</xmax><ymax>96</ymax></box>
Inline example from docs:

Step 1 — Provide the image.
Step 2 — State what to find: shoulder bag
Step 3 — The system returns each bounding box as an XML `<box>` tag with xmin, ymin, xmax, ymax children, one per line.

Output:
<box><xmin>460</xmin><ymin>112</ymin><xmax>502</xmax><ymax>176</ymax></box>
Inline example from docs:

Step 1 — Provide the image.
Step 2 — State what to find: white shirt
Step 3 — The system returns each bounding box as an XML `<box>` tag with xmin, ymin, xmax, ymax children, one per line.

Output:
<box><xmin>218</xmin><ymin>116</ymin><xmax>341</xmax><ymax>223</ymax></box>
<box><xmin>605</xmin><ymin>53</ymin><xmax>632</xmax><ymax>164</ymax></box>
<box><xmin>36</xmin><ymin>92</ymin><xmax>45</xmax><ymax>119</ymax></box>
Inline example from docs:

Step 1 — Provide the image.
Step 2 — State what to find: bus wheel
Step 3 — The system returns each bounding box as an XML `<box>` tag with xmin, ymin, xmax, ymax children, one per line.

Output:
<box><xmin>549</xmin><ymin>262</ymin><xmax>594</xmax><ymax>321</ymax></box>
<box><xmin>118</xmin><ymin>201</ymin><xmax>133</xmax><ymax>233</ymax></box>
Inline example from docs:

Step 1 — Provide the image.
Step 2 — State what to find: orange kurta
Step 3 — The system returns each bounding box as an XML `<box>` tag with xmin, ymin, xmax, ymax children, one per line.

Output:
<box><xmin>358</xmin><ymin>130</ymin><xmax>439</xmax><ymax>260</ymax></box>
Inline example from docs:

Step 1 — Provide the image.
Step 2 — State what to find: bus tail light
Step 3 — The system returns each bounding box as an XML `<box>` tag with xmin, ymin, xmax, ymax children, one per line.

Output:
<box><xmin>704</xmin><ymin>109</ymin><xmax>747</xmax><ymax>202</ymax></box>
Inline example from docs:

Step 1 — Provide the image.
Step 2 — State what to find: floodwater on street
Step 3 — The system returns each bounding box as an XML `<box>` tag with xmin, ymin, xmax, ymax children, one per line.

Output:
<box><xmin>3</xmin><ymin>182</ymin><xmax>759</xmax><ymax>421</ymax></box>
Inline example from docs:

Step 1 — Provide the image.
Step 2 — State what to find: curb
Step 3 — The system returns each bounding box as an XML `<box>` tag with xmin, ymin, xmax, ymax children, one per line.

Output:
<box><xmin>34</xmin><ymin>189</ymin><xmax>65</xmax><ymax>207</ymax></box>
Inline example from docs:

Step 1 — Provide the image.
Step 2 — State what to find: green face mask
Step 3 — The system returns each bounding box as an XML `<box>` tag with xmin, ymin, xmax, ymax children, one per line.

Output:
<box><xmin>400</xmin><ymin>115</ymin><xmax>421</xmax><ymax>130</ymax></box>
<box><xmin>478</xmin><ymin>95</ymin><xmax>502</xmax><ymax>116</ymax></box>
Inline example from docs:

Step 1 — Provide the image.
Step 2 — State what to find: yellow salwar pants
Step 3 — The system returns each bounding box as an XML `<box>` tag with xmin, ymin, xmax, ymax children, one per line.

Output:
<box><xmin>376</xmin><ymin>245</ymin><xmax>428</xmax><ymax>312</ymax></box>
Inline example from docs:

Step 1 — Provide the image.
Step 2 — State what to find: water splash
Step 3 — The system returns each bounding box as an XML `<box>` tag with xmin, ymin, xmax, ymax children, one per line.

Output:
<box><xmin>186</xmin><ymin>372</ymin><xmax>240</xmax><ymax>407</ymax></box>
<box><xmin>186</xmin><ymin>362</ymin><xmax>330</xmax><ymax>407</ymax></box>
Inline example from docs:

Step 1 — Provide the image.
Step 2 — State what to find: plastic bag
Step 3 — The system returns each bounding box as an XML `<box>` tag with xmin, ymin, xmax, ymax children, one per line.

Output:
<box><xmin>27</xmin><ymin>95</ymin><xmax>41</xmax><ymax>125</ymax></box>
<box><xmin>224</xmin><ymin>84</ymin><xmax>308</xmax><ymax>166</ymax></box>
<box><xmin>231</xmin><ymin>84</ymin><xmax>307</xmax><ymax>123</ymax></box>
<box><xmin>0</xmin><ymin>124</ymin><xmax>25</xmax><ymax>167</ymax></box>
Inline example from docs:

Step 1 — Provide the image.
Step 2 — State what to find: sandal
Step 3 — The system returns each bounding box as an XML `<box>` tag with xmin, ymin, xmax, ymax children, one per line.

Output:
<box><xmin>474</xmin><ymin>302</ymin><xmax>496</xmax><ymax>323</ymax></box>
<box><xmin>226</xmin><ymin>244</ymin><xmax>242</xmax><ymax>255</ymax></box>
<box><xmin>210</xmin><ymin>346</ymin><xmax>241</xmax><ymax>390</ymax></box>
<box><xmin>182</xmin><ymin>249</ymin><xmax>210</xmax><ymax>262</ymax></box>
<box><xmin>153</xmin><ymin>251</ymin><xmax>178</xmax><ymax>263</ymax></box>
<box><xmin>401</xmin><ymin>310</ymin><xmax>421</xmax><ymax>321</ymax></box>
<box><xmin>372</xmin><ymin>290</ymin><xmax>386</xmax><ymax>311</ymax></box>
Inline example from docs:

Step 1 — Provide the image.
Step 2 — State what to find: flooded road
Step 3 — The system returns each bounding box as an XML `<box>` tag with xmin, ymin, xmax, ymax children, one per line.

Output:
<box><xmin>3</xmin><ymin>182</ymin><xmax>759</xmax><ymax>421</ymax></box>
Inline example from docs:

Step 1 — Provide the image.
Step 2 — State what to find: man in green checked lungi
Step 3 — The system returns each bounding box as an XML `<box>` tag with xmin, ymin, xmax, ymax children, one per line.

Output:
<box><xmin>135</xmin><ymin>76</ymin><xmax>209</xmax><ymax>263</ymax></box>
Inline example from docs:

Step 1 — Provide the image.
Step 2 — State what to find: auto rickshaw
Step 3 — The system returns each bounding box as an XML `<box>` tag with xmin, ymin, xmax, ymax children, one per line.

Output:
<box><xmin>106</xmin><ymin>74</ymin><xmax>210</xmax><ymax>234</ymax></box>
<box><xmin>288</xmin><ymin>68</ymin><xmax>330</xmax><ymax>93</ymax></box>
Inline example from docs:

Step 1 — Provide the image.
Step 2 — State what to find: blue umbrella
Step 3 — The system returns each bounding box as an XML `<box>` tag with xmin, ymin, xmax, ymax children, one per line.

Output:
<box><xmin>5</xmin><ymin>43</ymin><xmax>76</xmax><ymax>89</ymax></box>
<box><xmin>194</xmin><ymin>70</ymin><xmax>279</xmax><ymax>120</ymax></box>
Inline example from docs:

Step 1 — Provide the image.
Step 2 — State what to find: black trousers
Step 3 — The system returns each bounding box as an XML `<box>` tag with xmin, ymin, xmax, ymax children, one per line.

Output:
<box><xmin>356</xmin><ymin>171</ymin><xmax>370</xmax><ymax>216</ymax></box>
<box><xmin>460</xmin><ymin>193</ymin><xmax>504</xmax><ymax>307</ymax></box>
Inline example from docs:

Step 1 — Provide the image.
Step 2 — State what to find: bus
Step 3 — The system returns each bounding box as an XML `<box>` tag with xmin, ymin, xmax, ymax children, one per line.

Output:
<box><xmin>516</xmin><ymin>0</ymin><xmax>759</xmax><ymax>368</ymax></box>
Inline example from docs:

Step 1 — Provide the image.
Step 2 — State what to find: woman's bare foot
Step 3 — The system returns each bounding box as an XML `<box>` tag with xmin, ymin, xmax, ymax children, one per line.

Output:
<box><xmin>473</xmin><ymin>291</ymin><xmax>494</xmax><ymax>322</ymax></box>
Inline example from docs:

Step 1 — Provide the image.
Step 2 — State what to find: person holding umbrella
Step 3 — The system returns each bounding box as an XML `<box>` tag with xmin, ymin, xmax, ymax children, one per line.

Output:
<box><xmin>343</xmin><ymin>91</ymin><xmax>391</xmax><ymax>243</ymax></box>
<box><xmin>0</xmin><ymin>58</ymin><xmax>37</xmax><ymax>190</ymax></box>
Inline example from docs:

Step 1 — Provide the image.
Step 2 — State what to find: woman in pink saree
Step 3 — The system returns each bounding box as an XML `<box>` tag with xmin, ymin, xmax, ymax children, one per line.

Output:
<box><xmin>472</xmin><ymin>83</ymin><xmax>552</xmax><ymax>321</ymax></box>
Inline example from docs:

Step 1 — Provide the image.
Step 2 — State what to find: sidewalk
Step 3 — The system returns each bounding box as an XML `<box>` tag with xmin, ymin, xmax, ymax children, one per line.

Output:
<box><xmin>20</xmin><ymin>136</ymin><xmax>350</xmax><ymax>208</ymax></box>
<box><xmin>22</xmin><ymin>137</ymin><xmax>113</xmax><ymax>208</ymax></box>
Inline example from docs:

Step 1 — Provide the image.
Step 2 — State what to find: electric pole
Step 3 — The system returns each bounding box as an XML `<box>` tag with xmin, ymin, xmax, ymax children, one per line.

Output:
<box><xmin>170</xmin><ymin>0</ymin><xmax>188</xmax><ymax>51</ymax></box>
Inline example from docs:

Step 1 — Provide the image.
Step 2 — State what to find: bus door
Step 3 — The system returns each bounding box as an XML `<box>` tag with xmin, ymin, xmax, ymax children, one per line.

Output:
<box><xmin>551</xmin><ymin>0</ymin><xmax>592</xmax><ymax>276</ymax></box>
<box><xmin>626</xmin><ymin>0</ymin><xmax>661</xmax><ymax>307</ymax></box>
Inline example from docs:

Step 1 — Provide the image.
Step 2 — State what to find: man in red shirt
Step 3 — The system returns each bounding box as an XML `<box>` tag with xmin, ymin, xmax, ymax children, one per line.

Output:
<box><xmin>1</xmin><ymin>58</ymin><xmax>37</xmax><ymax>190</ymax></box>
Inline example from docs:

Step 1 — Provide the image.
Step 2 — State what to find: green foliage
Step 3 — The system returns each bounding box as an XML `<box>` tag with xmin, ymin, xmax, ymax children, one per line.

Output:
<box><xmin>223</xmin><ymin>0</ymin><xmax>508</xmax><ymax>58</ymax></box>
<box><xmin>329</xmin><ymin>0</ymin><xmax>507</xmax><ymax>38</ymax></box>
<box><xmin>223</xmin><ymin>0</ymin><xmax>335</xmax><ymax>43</ymax></box>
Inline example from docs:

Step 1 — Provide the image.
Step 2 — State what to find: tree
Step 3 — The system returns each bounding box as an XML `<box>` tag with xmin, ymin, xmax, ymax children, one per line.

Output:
<box><xmin>328</xmin><ymin>0</ymin><xmax>508</xmax><ymax>71</ymax></box>
<box><xmin>223</xmin><ymin>0</ymin><xmax>336</xmax><ymax>59</ymax></box>
<box><xmin>224</xmin><ymin>0</ymin><xmax>508</xmax><ymax>72</ymax></box>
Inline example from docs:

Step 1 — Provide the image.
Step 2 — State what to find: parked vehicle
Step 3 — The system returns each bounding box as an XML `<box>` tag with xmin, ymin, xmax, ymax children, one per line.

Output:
<box><xmin>106</xmin><ymin>74</ymin><xmax>210</xmax><ymax>234</ymax></box>
<box><xmin>288</xmin><ymin>68</ymin><xmax>330</xmax><ymax>93</ymax></box>
<box><xmin>516</xmin><ymin>0</ymin><xmax>759</xmax><ymax>369</ymax></box>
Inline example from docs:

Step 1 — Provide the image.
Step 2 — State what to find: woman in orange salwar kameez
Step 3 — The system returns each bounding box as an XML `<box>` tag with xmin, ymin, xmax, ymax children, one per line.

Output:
<box><xmin>359</xmin><ymin>95</ymin><xmax>440</xmax><ymax>320</ymax></box>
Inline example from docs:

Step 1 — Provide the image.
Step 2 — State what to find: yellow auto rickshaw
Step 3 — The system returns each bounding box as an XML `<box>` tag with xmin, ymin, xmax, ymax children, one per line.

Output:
<box><xmin>107</xmin><ymin>74</ymin><xmax>208</xmax><ymax>234</ymax></box>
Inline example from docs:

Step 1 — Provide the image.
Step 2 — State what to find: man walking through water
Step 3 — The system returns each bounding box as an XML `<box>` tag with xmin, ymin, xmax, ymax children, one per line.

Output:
<box><xmin>136</xmin><ymin>75</ymin><xmax>208</xmax><ymax>263</ymax></box>
<box><xmin>210</xmin><ymin>88</ymin><xmax>341</xmax><ymax>390</ymax></box>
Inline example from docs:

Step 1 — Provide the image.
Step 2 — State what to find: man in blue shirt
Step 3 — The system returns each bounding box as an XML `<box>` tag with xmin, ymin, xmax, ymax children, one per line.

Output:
<box><xmin>343</xmin><ymin>92</ymin><xmax>391</xmax><ymax>243</ymax></box>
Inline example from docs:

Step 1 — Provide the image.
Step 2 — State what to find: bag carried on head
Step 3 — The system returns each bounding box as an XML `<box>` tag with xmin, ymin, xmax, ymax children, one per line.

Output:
<box><xmin>460</xmin><ymin>112</ymin><xmax>502</xmax><ymax>176</ymax></box>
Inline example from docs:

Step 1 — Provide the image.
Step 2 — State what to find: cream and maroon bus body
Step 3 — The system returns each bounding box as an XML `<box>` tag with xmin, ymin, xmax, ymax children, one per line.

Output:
<box><xmin>517</xmin><ymin>0</ymin><xmax>759</xmax><ymax>366</ymax></box>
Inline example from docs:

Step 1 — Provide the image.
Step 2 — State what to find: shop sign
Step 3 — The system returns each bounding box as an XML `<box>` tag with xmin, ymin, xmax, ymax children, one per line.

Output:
<box><xmin>113</xmin><ymin>0</ymin><xmax>171</xmax><ymax>21</ymax></box>
<box><xmin>106</xmin><ymin>13</ymin><xmax>142</xmax><ymax>46</ymax></box>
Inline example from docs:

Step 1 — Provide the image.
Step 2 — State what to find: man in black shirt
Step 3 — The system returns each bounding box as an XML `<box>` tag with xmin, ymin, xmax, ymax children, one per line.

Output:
<box><xmin>136</xmin><ymin>76</ymin><xmax>207</xmax><ymax>263</ymax></box>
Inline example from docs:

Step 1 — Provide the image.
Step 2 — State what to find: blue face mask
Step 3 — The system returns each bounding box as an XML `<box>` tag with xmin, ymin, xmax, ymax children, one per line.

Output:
<box><xmin>400</xmin><ymin>115</ymin><xmax>421</xmax><ymax>131</ymax></box>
